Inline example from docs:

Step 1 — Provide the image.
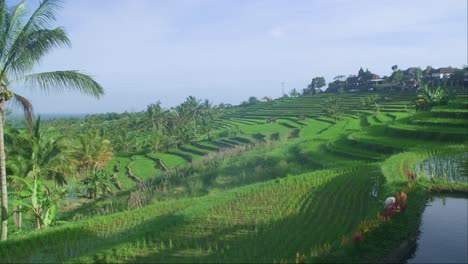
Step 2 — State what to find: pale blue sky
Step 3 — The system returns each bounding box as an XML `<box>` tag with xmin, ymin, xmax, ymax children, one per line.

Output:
<box><xmin>7</xmin><ymin>0</ymin><xmax>468</xmax><ymax>114</ymax></box>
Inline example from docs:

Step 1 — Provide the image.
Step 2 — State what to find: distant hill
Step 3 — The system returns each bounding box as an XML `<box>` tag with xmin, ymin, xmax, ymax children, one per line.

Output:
<box><xmin>8</xmin><ymin>113</ymin><xmax>88</xmax><ymax>120</ymax></box>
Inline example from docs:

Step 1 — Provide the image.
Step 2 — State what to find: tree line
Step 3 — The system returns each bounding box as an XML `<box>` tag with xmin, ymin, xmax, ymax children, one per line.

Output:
<box><xmin>45</xmin><ymin>96</ymin><xmax>224</xmax><ymax>155</ymax></box>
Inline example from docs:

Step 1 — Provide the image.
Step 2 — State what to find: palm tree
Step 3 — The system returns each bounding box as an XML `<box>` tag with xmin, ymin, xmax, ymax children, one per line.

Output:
<box><xmin>72</xmin><ymin>131</ymin><xmax>113</xmax><ymax>178</ymax></box>
<box><xmin>0</xmin><ymin>0</ymin><xmax>104</xmax><ymax>240</ymax></box>
<box><xmin>146</xmin><ymin>102</ymin><xmax>168</xmax><ymax>151</ymax></box>
<box><xmin>146</xmin><ymin>101</ymin><xmax>166</xmax><ymax>131</ymax></box>
<box><xmin>6</xmin><ymin>155</ymin><xmax>29</xmax><ymax>229</ymax></box>
<box><xmin>184</xmin><ymin>96</ymin><xmax>202</xmax><ymax>136</ymax></box>
<box><xmin>14</xmin><ymin>117</ymin><xmax>73</xmax><ymax>230</ymax></box>
<box><xmin>4</xmin><ymin>121</ymin><xmax>28</xmax><ymax>229</ymax></box>
<box><xmin>200</xmin><ymin>99</ymin><xmax>220</xmax><ymax>136</ymax></box>
<box><xmin>29</xmin><ymin>118</ymin><xmax>73</xmax><ymax>187</ymax></box>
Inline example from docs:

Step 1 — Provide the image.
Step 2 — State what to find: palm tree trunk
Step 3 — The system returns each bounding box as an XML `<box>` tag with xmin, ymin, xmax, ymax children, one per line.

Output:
<box><xmin>35</xmin><ymin>215</ymin><xmax>41</xmax><ymax>230</ymax></box>
<box><xmin>18</xmin><ymin>206</ymin><xmax>21</xmax><ymax>229</ymax></box>
<box><xmin>0</xmin><ymin>109</ymin><xmax>8</xmax><ymax>240</ymax></box>
<box><xmin>193</xmin><ymin>119</ymin><xmax>197</xmax><ymax>135</ymax></box>
<box><xmin>13</xmin><ymin>206</ymin><xmax>18</xmax><ymax>227</ymax></box>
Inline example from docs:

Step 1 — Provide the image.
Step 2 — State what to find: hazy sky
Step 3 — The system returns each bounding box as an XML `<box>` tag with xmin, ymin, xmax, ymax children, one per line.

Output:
<box><xmin>7</xmin><ymin>0</ymin><xmax>468</xmax><ymax>114</ymax></box>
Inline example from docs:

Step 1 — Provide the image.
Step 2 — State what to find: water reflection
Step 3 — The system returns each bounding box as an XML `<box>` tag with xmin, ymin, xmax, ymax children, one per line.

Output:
<box><xmin>405</xmin><ymin>195</ymin><xmax>468</xmax><ymax>264</ymax></box>
<box><xmin>415</xmin><ymin>153</ymin><xmax>468</xmax><ymax>182</ymax></box>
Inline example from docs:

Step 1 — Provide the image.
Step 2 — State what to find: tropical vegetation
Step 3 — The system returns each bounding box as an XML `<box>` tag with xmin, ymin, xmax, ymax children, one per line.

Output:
<box><xmin>0</xmin><ymin>0</ymin><xmax>103</xmax><ymax>240</ymax></box>
<box><xmin>0</xmin><ymin>84</ymin><xmax>465</xmax><ymax>262</ymax></box>
<box><xmin>0</xmin><ymin>1</ymin><xmax>466</xmax><ymax>263</ymax></box>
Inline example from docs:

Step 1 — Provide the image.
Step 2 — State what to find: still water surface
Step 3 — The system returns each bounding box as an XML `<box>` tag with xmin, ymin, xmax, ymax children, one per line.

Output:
<box><xmin>405</xmin><ymin>195</ymin><xmax>468</xmax><ymax>264</ymax></box>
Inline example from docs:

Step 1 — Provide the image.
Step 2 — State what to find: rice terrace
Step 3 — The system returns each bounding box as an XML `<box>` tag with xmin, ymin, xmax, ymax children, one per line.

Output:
<box><xmin>0</xmin><ymin>0</ymin><xmax>467</xmax><ymax>263</ymax></box>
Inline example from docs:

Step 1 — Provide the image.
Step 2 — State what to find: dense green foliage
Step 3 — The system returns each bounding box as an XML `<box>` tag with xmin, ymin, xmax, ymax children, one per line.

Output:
<box><xmin>0</xmin><ymin>0</ymin><xmax>465</xmax><ymax>258</ymax></box>
<box><xmin>414</xmin><ymin>85</ymin><xmax>454</xmax><ymax>111</ymax></box>
<box><xmin>44</xmin><ymin>96</ymin><xmax>223</xmax><ymax>155</ymax></box>
<box><xmin>0</xmin><ymin>0</ymin><xmax>104</xmax><ymax>240</ymax></box>
<box><xmin>0</xmin><ymin>89</ymin><xmax>467</xmax><ymax>262</ymax></box>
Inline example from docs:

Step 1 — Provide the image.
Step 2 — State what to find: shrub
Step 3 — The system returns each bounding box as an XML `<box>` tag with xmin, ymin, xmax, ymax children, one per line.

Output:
<box><xmin>270</xmin><ymin>132</ymin><xmax>280</xmax><ymax>141</ymax></box>
<box><xmin>414</xmin><ymin>85</ymin><xmax>454</xmax><ymax>111</ymax></box>
<box><xmin>288</xmin><ymin>129</ymin><xmax>300</xmax><ymax>139</ymax></box>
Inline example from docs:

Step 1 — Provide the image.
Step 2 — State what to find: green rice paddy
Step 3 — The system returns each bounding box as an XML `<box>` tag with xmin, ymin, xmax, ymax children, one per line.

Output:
<box><xmin>2</xmin><ymin>90</ymin><xmax>467</xmax><ymax>263</ymax></box>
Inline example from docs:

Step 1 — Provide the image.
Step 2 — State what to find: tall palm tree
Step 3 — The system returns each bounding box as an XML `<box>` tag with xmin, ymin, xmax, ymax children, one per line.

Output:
<box><xmin>3</xmin><ymin>121</ymin><xmax>28</xmax><ymax>229</ymax></box>
<box><xmin>72</xmin><ymin>131</ymin><xmax>113</xmax><ymax>177</ymax></box>
<box><xmin>200</xmin><ymin>99</ymin><xmax>216</xmax><ymax>135</ymax></box>
<box><xmin>182</xmin><ymin>96</ymin><xmax>201</xmax><ymax>136</ymax></box>
<box><xmin>13</xmin><ymin>117</ymin><xmax>73</xmax><ymax>230</ymax></box>
<box><xmin>29</xmin><ymin>117</ymin><xmax>73</xmax><ymax>187</ymax></box>
<box><xmin>0</xmin><ymin>0</ymin><xmax>104</xmax><ymax>240</ymax></box>
<box><xmin>6</xmin><ymin>155</ymin><xmax>28</xmax><ymax>229</ymax></box>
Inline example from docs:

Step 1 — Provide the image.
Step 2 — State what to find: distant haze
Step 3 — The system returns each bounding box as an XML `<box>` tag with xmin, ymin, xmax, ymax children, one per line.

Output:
<box><xmin>7</xmin><ymin>0</ymin><xmax>467</xmax><ymax>115</ymax></box>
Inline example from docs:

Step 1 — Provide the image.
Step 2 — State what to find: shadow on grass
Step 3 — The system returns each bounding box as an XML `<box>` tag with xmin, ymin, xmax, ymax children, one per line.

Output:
<box><xmin>129</xmin><ymin>170</ymin><xmax>381</xmax><ymax>263</ymax></box>
<box><xmin>179</xmin><ymin>146</ymin><xmax>208</xmax><ymax>157</ymax></box>
<box><xmin>1</xmin><ymin>213</ymin><xmax>188</xmax><ymax>263</ymax></box>
<box><xmin>58</xmin><ymin>190</ymin><xmax>133</xmax><ymax>221</ymax></box>
<box><xmin>6</xmin><ymin>165</ymin><xmax>384</xmax><ymax>263</ymax></box>
<box><xmin>278</xmin><ymin>122</ymin><xmax>298</xmax><ymax>129</ymax></box>
<box><xmin>166</xmin><ymin>150</ymin><xmax>193</xmax><ymax>162</ymax></box>
<box><xmin>0</xmin><ymin>224</ymin><xmax>100</xmax><ymax>263</ymax></box>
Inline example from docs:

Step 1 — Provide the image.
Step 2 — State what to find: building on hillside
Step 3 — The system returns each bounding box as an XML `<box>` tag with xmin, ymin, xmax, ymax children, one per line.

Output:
<box><xmin>431</xmin><ymin>67</ymin><xmax>455</xmax><ymax>78</ymax></box>
<box><xmin>346</xmin><ymin>76</ymin><xmax>360</xmax><ymax>87</ymax></box>
<box><xmin>422</xmin><ymin>66</ymin><xmax>433</xmax><ymax>78</ymax></box>
<box><xmin>402</xmin><ymin>78</ymin><xmax>420</xmax><ymax>90</ymax></box>
<box><xmin>404</xmin><ymin>67</ymin><xmax>421</xmax><ymax>77</ymax></box>
<box><xmin>367</xmin><ymin>74</ymin><xmax>384</xmax><ymax>87</ymax></box>
<box><xmin>370</xmin><ymin>74</ymin><xmax>381</xmax><ymax>80</ymax></box>
<box><xmin>368</xmin><ymin>78</ymin><xmax>384</xmax><ymax>85</ymax></box>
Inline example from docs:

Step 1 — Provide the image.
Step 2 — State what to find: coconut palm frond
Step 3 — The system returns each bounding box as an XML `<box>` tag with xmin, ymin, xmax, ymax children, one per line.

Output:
<box><xmin>8</xmin><ymin>27</ymin><xmax>70</xmax><ymax>76</ymax></box>
<box><xmin>42</xmin><ymin>145</ymin><xmax>61</xmax><ymax>166</ymax></box>
<box><xmin>24</xmin><ymin>0</ymin><xmax>63</xmax><ymax>31</ymax></box>
<box><xmin>0</xmin><ymin>1</ymin><xmax>28</xmax><ymax>75</ymax></box>
<box><xmin>3</xmin><ymin>121</ymin><xmax>19</xmax><ymax>142</ymax></box>
<box><xmin>0</xmin><ymin>1</ymin><xmax>6</xmax><ymax>30</ymax></box>
<box><xmin>1</xmin><ymin>0</ymin><xmax>63</xmax><ymax>77</ymax></box>
<box><xmin>19</xmin><ymin>71</ymin><xmax>104</xmax><ymax>99</ymax></box>
<box><xmin>11</xmin><ymin>92</ymin><xmax>33</xmax><ymax>130</ymax></box>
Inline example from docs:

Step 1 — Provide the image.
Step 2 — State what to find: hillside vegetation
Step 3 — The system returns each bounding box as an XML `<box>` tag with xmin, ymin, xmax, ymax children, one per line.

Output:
<box><xmin>2</xmin><ymin>90</ymin><xmax>467</xmax><ymax>263</ymax></box>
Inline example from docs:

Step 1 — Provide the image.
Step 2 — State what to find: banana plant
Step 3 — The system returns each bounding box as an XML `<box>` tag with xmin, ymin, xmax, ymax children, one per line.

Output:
<box><xmin>9</xmin><ymin>173</ymin><xmax>61</xmax><ymax>229</ymax></box>
<box><xmin>374</xmin><ymin>103</ymin><xmax>381</xmax><ymax>116</ymax></box>
<box><xmin>81</xmin><ymin>169</ymin><xmax>112</xmax><ymax>200</ymax></box>
<box><xmin>414</xmin><ymin>85</ymin><xmax>454</xmax><ymax>111</ymax></box>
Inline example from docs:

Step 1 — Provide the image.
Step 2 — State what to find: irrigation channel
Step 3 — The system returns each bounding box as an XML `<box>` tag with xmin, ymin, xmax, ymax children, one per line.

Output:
<box><xmin>404</xmin><ymin>195</ymin><xmax>468</xmax><ymax>264</ymax></box>
<box><xmin>415</xmin><ymin>152</ymin><xmax>468</xmax><ymax>182</ymax></box>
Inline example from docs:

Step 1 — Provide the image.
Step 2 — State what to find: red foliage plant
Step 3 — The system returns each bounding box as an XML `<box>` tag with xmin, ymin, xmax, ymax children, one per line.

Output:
<box><xmin>352</xmin><ymin>232</ymin><xmax>362</xmax><ymax>242</ymax></box>
<box><xmin>406</xmin><ymin>172</ymin><xmax>416</xmax><ymax>181</ymax></box>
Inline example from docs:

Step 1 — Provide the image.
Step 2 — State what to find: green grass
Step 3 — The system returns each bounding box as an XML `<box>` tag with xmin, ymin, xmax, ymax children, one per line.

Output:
<box><xmin>299</xmin><ymin>118</ymin><xmax>331</xmax><ymax>136</ymax></box>
<box><xmin>1</xmin><ymin>167</ymin><xmax>384</xmax><ymax>263</ymax></box>
<box><xmin>107</xmin><ymin>157</ymin><xmax>135</xmax><ymax>189</ymax></box>
<box><xmin>129</xmin><ymin>155</ymin><xmax>161</xmax><ymax>180</ymax></box>
<box><xmin>147</xmin><ymin>153</ymin><xmax>187</xmax><ymax>169</ymax></box>
<box><xmin>387</xmin><ymin>122</ymin><xmax>468</xmax><ymax>141</ymax></box>
<box><xmin>234</xmin><ymin>121</ymin><xmax>290</xmax><ymax>136</ymax></box>
<box><xmin>4</xmin><ymin>90</ymin><xmax>468</xmax><ymax>263</ymax></box>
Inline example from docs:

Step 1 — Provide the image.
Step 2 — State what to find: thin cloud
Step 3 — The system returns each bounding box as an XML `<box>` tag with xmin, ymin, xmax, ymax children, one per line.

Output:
<box><xmin>269</xmin><ymin>26</ymin><xmax>286</xmax><ymax>39</ymax></box>
<box><xmin>6</xmin><ymin>0</ymin><xmax>467</xmax><ymax>114</ymax></box>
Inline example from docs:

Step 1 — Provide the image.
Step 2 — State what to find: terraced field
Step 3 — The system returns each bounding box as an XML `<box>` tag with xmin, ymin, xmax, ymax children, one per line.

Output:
<box><xmin>2</xmin><ymin>167</ymin><xmax>383</xmax><ymax>263</ymax></box>
<box><xmin>106</xmin><ymin>92</ymin><xmax>425</xmax><ymax>189</ymax></box>
<box><xmin>4</xmin><ymin>90</ymin><xmax>467</xmax><ymax>263</ymax></box>
<box><xmin>224</xmin><ymin>92</ymin><xmax>416</xmax><ymax>119</ymax></box>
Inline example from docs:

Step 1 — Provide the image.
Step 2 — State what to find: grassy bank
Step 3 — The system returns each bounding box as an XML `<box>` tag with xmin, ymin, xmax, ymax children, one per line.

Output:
<box><xmin>2</xmin><ymin>91</ymin><xmax>467</xmax><ymax>263</ymax></box>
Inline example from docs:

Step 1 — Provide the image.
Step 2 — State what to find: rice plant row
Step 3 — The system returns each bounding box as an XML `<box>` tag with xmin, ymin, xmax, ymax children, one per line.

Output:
<box><xmin>59</xmin><ymin>167</ymin><xmax>382</xmax><ymax>263</ymax></box>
